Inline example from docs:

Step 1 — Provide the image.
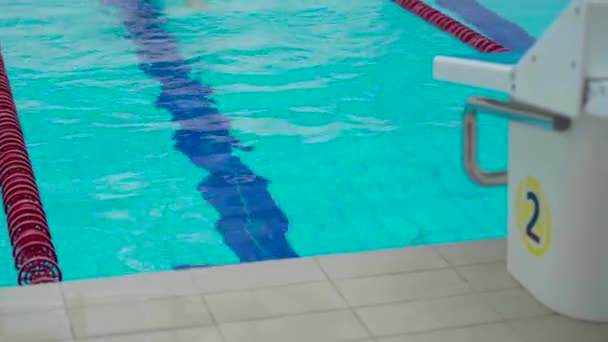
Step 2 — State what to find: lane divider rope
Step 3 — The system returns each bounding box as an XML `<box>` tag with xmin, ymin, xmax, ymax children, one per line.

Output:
<box><xmin>393</xmin><ymin>0</ymin><xmax>509</xmax><ymax>53</ymax></box>
<box><xmin>0</xmin><ymin>49</ymin><xmax>62</xmax><ymax>286</ymax></box>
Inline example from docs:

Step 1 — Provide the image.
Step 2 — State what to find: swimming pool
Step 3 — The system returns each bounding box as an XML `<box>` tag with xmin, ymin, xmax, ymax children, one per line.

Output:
<box><xmin>0</xmin><ymin>0</ymin><xmax>569</xmax><ymax>286</ymax></box>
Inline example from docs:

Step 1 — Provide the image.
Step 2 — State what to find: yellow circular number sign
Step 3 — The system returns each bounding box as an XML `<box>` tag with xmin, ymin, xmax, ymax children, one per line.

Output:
<box><xmin>515</xmin><ymin>176</ymin><xmax>552</xmax><ymax>256</ymax></box>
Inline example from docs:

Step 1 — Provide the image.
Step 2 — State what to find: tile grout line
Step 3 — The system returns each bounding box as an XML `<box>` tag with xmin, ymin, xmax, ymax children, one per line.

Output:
<box><xmin>205</xmin><ymin>307</ymin><xmax>358</xmax><ymax>325</ymax></box>
<box><xmin>310</xmin><ymin>255</ymin><xmax>543</xmax><ymax>341</ymax></box>
<box><xmin>443</xmin><ymin>251</ymin><xmax>528</xmax><ymax>324</ymax></box>
<box><xmin>34</xmin><ymin>273</ymin><xmax>526</xmax><ymax>325</ymax></box>
<box><xmin>66</xmin><ymin>314</ymin><xmax>558</xmax><ymax>342</ymax></box>
<box><xmin>370</xmin><ymin>320</ymin><xmax>523</xmax><ymax>341</ymax></box>
<box><xmin>186</xmin><ymin>270</ymin><xmax>230</xmax><ymax>342</ymax></box>
<box><xmin>58</xmin><ymin>283</ymin><xmax>78</xmax><ymax>342</ymax></box>
<box><xmin>501</xmin><ymin>314</ymin><xmax>565</xmax><ymax>342</ymax></box>
<box><xmin>0</xmin><ymin>256</ymin><xmax>509</xmax><ymax>312</ymax></box>
<box><xmin>0</xmin><ymin>258</ymin><xmax>509</xmax><ymax>315</ymax></box>
<box><xmin>312</xmin><ymin>257</ymin><xmax>379</xmax><ymax>342</ymax></box>
<box><xmin>181</xmin><ymin>263</ymin><xmax>455</xmax><ymax>298</ymax></box>
<box><xmin>2</xmin><ymin>242</ymin><xmax>509</xmax><ymax>331</ymax></box>
<box><xmin>179</xmin><ymin>301</ymin><xmax>556</xmax><ymax>328</ymax></box>
<box><xmin>0</xmin><ymin>239</ymin><xmax>506</xmax><ymax>300</ymax></box>
<box><xmin>56</xmin><ymin>276</ymin><xmax>554</xmax><ymax>339</ymax></box>
<box><xmin>450</xmin><ymin>263</ymin><xmax>477</xmax><ymax>291</ymax></box>
<box><xmin>7</xmin><ymin>240</ymin><xmax>600</xmax><ymax>341</ymax></box>
<box><xmin>432</xmin><ymin>243</ymin><xmax>458</xmax><ymax>268</ymax></box>
<box><xmin>62</xmin><ymin>272</ymin><xmax>221</xmax><ymax>341</ymax></box>
<box><xmin>504</xmin><ymin>322</ymin><xmax>531</xmax><ymax>342</ymax></box>
<box><xmin>435</xmin><ymin>244</ymin><xmax>538</xmax><ymax>326</ymax></box>
<box><xmin>431</xmin><ymin>244</ymin><xmax>477</xmax><ymax>287</ymax></box>
<box><xmin>442</xmin><ymin>256</ymin><xmax>556</xmax><ymax>326</ymax></box>
<box><xmin>348</xmin><ymin>286</ymin><xmax>518</xmax><ymax>312</ymax></box>
<box><xmin>70</xmin><ymin>323</ymin><xmax>219</xmax><ymax>341</ymax></box>
<box><xmin>9</xmin><ymin>290</ymin><xmax>555</xmax><ymax>342</ymax></box>
<box><xmin>171</xmin><ymin>280</ymin><xmax>552</xmax><ymax>334</ymax></box>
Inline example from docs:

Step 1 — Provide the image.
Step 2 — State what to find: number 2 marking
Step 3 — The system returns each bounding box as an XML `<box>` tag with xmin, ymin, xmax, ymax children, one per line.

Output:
<box><xmin>526</xmin><ymin>191</ymin><xmax>541</xmax><ymax>244</ymax></box>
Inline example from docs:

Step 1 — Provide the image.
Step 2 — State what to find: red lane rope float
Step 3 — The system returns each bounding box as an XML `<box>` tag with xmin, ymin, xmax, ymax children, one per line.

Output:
<box><xmin>393</xmin><ymin>0</ymin><xmax>509</xmax><ymax>53</ymax></box>
<box><xmin>0</xmin><ymin>49</ymin><xmax>62</xmax><ymax>285</ymax></box>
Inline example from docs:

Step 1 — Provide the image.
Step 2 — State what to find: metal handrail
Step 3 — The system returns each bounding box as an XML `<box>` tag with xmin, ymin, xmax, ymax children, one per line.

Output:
<box><xmin>463</xmin><ymin>96</ymin><xmax>572</xmax><ymax>186</ymax></box>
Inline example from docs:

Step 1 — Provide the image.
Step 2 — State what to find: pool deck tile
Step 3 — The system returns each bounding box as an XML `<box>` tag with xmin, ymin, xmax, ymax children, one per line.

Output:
<box><xmin>204</xmin><ymin>281</ymin><xmax>348</xmax><ymax>323</ymax></box>
<box><xmin>189</xmin><ymin>257</ymin><xmax>326</xmax><ymax>294</ymax></box>
<box><xmin>218</xmin><ymin>310</ymin><xmax>370</xmax><ymax>342</ymax></box>
<box><xmin>435</xmin><ymin>238</ymin><xmax>506</xmax><ymax>266</ymax></box>
<box><xmin>355</xmin><ymin>292</ymin><xmax>503</xmax><ymax>336</ymax></box>
<box><xmin>0</xmin><ymin>282</ymin><xmax>64</xmax><ymax>315</ymax></box>
<box><xmin>375</xmin><ymin>323</ymin><xmax>524</xmax><ymax>342</ymax></box>
<box><xmin>62</xmin><ymin>270</ymin><xmax>198</xmax><ymax>307</ymax></box>
<box><xmin>316</xmin><ymin>245</ymin><xmax>447</xmax><ymax>279</ymax></box>
<box><xmin>0</xmin><ymin>308</ymin><xmax>72</xmax><ymax>342</ymax></box>
<box><xmin>333</xmin><ymin>268</ymin><xmax>472</xmax><ymax>306</ymax></box>
<box><xmin>454</xmin><ymin>262</ymin><xmax>518</xmax><ymax>292</ymax></box>
<box><xmin>68</xmin><ymin>295</ymin><xmax>213</xmax><ymax>339</ymax></box>
<box><xmin>1</xmin><ymin>238</ymin><xmax>607</xmax><ymax>342</ymax></box>
<box><xmin>78</xmin><ymin>326</ymin><xmax>224</xmax><ymax>342</ymax></box>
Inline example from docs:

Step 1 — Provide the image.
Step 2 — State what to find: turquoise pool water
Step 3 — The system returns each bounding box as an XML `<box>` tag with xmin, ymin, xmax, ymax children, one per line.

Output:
<box><xmin>0</xmin><ymin>0</ymin><xmax>569</xmax><ymax>286</ymax></box>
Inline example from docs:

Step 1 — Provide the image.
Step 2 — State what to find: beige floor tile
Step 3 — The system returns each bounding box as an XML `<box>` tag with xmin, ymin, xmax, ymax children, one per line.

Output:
<box><xmin>316</xmin><ymin>246</ymin><xmax>447</xmax><ymax>279</ymax></box>
<box><xmin>479</xmin><ymin>288</ymin><xmax>553</xmax><ymax>320</ymax></box>
<box><xmin>435</xmin><ymin>239</ymin><xmax>505</xmax><ymax>266</ymax></box>
<box><xmin>356</xmin><ymin>293</ymin><xmax>502</xmax><ymax>336</ymax></box>
<box><xmin>2</xmin><ymin>240</ymin><xmax>603</xmax><ymax>342</ymax></box>
<box><xmin>190</xmin><ymin>258</ymin><xmax>326</xmax><ymax>294</ymax></box>
<box><xmin>80</xmin><ymin>326</ymin><xmax>224</xmax><ymax>342</ymax></box>
<box><xmin>69</xmin><ymin>296</ymin><xmax>212</xmax><ymax>339</ymax></box>
<box><xmin>376</xmin><ymin>323</ymin><xmax>524</xmax><ymax>342</ymax></box>
<box><xmin>0</xmin><ymin>309</ymin><xmax>72</xmax><ymax>342</ymax></box>
<box><xmin>455</xmin><ymin>262</ymin><xmax>518</xmax><ymax>291</ymax></box>
<box><xmin>0</xmin><ymin>283</ymin><xmax>64</xmax><ymax>315</ymax></box>
<box><xmin>62</xmin><ymin>271</ymin><xmax>197</xmax><ymax>307</ymax></box>
<box><xmin>219</xmin><ymin>310</ymin><xmax>370</xmax><ymax>342</ymax></box>
<box><xmin>334</xmin><ymin>269</ymin><xmax>471</xmax><ymax>306</ymax></box>
<box><xmin>205</xmin><ymin>281</ymin><xmax>347</xmax><ymax>322</ymax></box>
<box><xmin>509</xmin><ymin>314</ymin><xmax>608</xmax><ymax>342</ymax></box>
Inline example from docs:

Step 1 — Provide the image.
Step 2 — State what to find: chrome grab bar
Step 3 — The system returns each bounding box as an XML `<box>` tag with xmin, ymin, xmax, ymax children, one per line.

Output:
<box><xmin>463</xmin><ymin>96</ymin><xmax>571</xmax><ymax>186</ymax></box>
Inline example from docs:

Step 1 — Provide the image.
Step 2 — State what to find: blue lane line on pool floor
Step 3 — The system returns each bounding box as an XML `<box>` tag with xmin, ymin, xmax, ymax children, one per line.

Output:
<box><xmin>116</xmin><ymin>0</ymin><xmax>298</xmax><ymax>266</ymax></box>
<box><xmin>435</xmin><ymin>0</ymin><xmax>535</xmax><ymax>52</ymax></box>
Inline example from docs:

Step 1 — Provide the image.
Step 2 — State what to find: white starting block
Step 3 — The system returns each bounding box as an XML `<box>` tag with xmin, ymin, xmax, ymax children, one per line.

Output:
<box><xmin>433</xmin><ymin>0</ymin><xmax>608</xmax><ymax>322</ymax></box>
